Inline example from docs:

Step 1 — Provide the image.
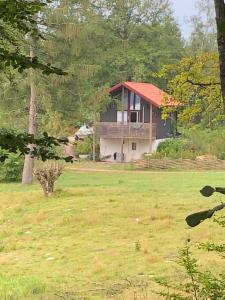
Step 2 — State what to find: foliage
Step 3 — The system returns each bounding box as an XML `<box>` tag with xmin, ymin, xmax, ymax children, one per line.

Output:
<box><xmin>183</xmin><ymin>128</ymin><xmax>225</xmax><ymax>159</ymax></box>
<box><xmin>75</xmin><ymin>137</ymin><xmax>92</xmax><ymax>156</ymax></box>
<box><xmin>157</xmin><ymin>241</ymin><xmax>225</xmax><ymax>300</ymax></box>
<box><xmin>186</xmin><ymin>185</ymin><xmax>225</xmax><ymax>227</ymax></box>
<box><xmin>0</xmin><ymin>128</ymin><xmax>73</xmax><ymax>162</ymax></box>
<box><xmin>0</xmin><ymin>151</ymin><xmax>23</xmax><ymax>182</ymax></box>
<box><xmin>155</xmin><ymin>128</ymin><xmax>225</xmax><ymax>159</ymax></box>
<box><xmin>159</xmin><ymin>182</ymin><xmax>225</xmax><ymax>299</ymax></box>
<box><xmin>33</xmin><ymin>161</ymin><xmax>64</xmax><ymax>196</ymax></box>
<box><xmin>186</xmin><ymin>0</ymin><xmax>217</xmax><ymax>53</ymax></box>
<box><xmin>156</xmin><ymin>138</ymin><xmax>195</xmax><ymax>159</ymax></box>
<box><xmin>32</xmin><ymin>0</ymin><xmax>184</xmax><ymax>127</ymax></box>
<box><xmin>157</xmin><ymin>52</ymin><xmax>223</xmax><ymax>128</ymax></box>
<box><xmin>0</xmin><ymin>0</ymin><xmax>66</xmax><ymax>75</ymax></box>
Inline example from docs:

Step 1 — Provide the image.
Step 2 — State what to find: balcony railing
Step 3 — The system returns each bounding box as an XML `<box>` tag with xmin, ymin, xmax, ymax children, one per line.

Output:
<box><xmin>96</xmin><ymin>122</ymin><xmax>156</xmax><ymax>139</ymax></box>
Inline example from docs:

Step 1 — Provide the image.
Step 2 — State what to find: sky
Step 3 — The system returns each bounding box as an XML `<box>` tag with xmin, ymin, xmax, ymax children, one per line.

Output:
<box><xmin>170</xmin><ymin>0</ymin><xmax>197</xmax><ymax>39</ymax></box>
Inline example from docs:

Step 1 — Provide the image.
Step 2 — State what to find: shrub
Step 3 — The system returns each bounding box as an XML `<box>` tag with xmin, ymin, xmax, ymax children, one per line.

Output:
<box><xmin>75</xmin><ymin>137</ymin><xmax>92</xmax><ymax>156</ymax></box>
<box><xmin>33</xmin><ymin>161</ymin><xmax>64</xmax><ymax>197</ymax></box>
<box><xmin>158</xmin><ymin>185</ymin><xmax>225</xmax><ymax>299</ymax></box>
<box><xmin>155</xmin><ymin>128</ymin><xmax>225</xmax><ymax>160</ymax></box>
<box><xmin>157</xmin><ymin>240</ymin><xmax>225</xmax><ymax>300</ymax></box>
<box><xmin>0</xmin><ymin>150</ymin><xmax>24</xmax><ymax>182</ymax></box>
<box><xmin>156</xmin><ymin>139</ymin><xmax>196</xmax><ymax>159</ymax></box>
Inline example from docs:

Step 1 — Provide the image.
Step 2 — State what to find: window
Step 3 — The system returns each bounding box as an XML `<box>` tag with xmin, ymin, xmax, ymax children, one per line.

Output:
<box><xmin>130</xmin><ymin>111</ymin><xmax>138</xmax><ymax>122</ymax></box>
<box><xmin>135</xmin><ymin>95</ymin><xmax>141</xmax><ymax>110</ymax></box>
<box><xmin>132</xmin><ymin>142</ymin><xmax>137</xmax><ymax>150</ymax></box>
<box><xmin>124</xmin><ymin>89</ymin><xmax>128</xmax><ymax>110</ymax></box>
<box><xmin>117</xmin><ymin>111</ymin><xmax>127</xmax><ymax>123</ymax></box>
<box><xmin>130</xmin><ymin>93</ymin><xmax>141</xmax><ymax>110</ymax></box>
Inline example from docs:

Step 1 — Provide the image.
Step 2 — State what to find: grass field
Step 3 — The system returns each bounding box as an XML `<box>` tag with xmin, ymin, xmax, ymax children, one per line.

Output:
<box><xmin>0</xmin><ymin>168</ymin><xmax>225</xmax><ymax>299</ymax></box>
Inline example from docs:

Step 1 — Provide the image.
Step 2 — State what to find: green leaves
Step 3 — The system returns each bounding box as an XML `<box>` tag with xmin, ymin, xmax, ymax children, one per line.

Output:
<box><xmin>200</xmin><ymin>185</ymin><xmax>215</xmax><ymax>197</ymax></box>
<box><xmin>186</xmin><ymin>209</ymin><xmax>214</xmax><ymax>227</ymax></box>
<box><xmin>158</xmin><ymin>52</ymin><xmax>222</xmax><ymax>128</ymax></box>
<box><xmin>186</xmin><ymin>185</ymin><xmax>225</xmax><ymax>227</ymax></box>
<box><xmin>0</xmin><ymin>0</ymin><xmax>67</xmax><ymax>75</ymax></box>
<box><xmin>0</xmin><ymin>129</ymin><xmax>73</xmax><ymax>163</ymax></box>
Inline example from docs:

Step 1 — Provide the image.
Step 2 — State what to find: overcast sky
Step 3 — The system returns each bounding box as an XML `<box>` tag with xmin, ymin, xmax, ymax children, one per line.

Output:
<box><xmin>170</xmin><ymin>0</ymin><xmax>197</xmax><ymax>39</ymax></box>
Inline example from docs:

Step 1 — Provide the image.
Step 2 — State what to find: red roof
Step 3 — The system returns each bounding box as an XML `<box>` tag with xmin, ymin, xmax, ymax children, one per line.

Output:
<box><xmin>110</xmin><ymin>81</ymin><xmax>176</xmax><ymax>107</ymax></box>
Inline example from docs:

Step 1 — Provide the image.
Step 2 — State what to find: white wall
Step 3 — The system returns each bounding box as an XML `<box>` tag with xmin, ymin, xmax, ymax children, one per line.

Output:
<box><xmin>100</xmin><ymin>138</ymin><xmax>168</xmax><ymax>162</ymax></box>
<box><xmin>101</xmin><ymin>138</ymin><xmax>152</xmax><ymax>162</ymax></box>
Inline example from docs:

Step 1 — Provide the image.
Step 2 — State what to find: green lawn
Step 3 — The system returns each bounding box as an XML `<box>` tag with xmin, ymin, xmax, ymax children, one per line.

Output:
<box><xmin>0</xmin><ymin>170</ymin><xmax>224</xmax><ymax>299</ymax></box>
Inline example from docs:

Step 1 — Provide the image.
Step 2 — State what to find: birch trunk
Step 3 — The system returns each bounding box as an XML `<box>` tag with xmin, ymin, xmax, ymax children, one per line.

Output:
<box><xmin>22</xmin><ymin>40</ymin><xmax>37</xmax><ymax>184</ymax></box>
<box><xmin>214</xmin><ymin>0</ymin><xmax>225</xmax><ymax>113</ymax></box>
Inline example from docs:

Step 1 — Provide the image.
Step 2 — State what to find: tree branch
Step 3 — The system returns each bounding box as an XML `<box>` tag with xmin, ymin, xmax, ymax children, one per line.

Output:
<box><xmin>186</xmin><ymin>78</ymin><xmax>220</xmax><ymax>87</ymax></box>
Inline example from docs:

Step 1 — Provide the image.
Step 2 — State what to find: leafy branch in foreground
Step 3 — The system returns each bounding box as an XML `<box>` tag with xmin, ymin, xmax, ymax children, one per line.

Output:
<box><xmin>185</xmin><ymin>185</ymin><xmax>225</xmax><ymax>227</ymax></box>
<box><xmin>0</xmin><ymin>0</ymin><xmax>67</xmax><ymax>75</ymax></box>
<box><xmin>157</xmin><ymin>241</ymin><xmax>225</xmax><ymax>300</ymax></box>
<box><xmin>0</xmin><ymin>129</ymin><xmax>73</xmax><ymax>162</ymax></box>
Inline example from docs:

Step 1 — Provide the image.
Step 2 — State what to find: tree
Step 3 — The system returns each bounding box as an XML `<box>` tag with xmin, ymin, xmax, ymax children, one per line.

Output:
<box><xmin>0</xmin><ymin>0</ymin><xmax>66</xmax><ymax>75</ymax></box>
<box><xmin>157</xmin><ymin>52</ymin><xmax>223</xmax><ymax>128</ymax></box>
<box><xmin>34</xmin><ymin>0</ymin><xmax>184</xmax><ymax>129</ymax></box>
<box><xmin>214</xmin><ymin>0</ymin><xmax>225</xmax><ymax>113</ymax></box>
<box><xmin>187</xmin><ymin>0</ymin><xmax>217</xmax><ymax>53</ymax></box>
<box><xmin>0</xmin><ymin>0</ymin><xmax>72</xmax><ymax>163</ymax></box>
<box><xmin>22</xmin><ymin>35</ymin><xmax>38</xmax><ymax>185</ymax></box>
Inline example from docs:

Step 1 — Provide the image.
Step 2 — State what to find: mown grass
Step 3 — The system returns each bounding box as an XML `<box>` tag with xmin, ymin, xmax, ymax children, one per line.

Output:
<box><xmin>0</xmin><ymin>169</ymin><xmax>224</xmax><ymax>299</ymax></box>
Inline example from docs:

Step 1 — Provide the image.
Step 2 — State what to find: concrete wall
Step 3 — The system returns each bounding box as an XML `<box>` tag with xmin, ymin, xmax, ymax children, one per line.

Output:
<box><xmin>100</xmin><ymin>138</ymin><xmax>167</xmax><ymax>162</ymax></box>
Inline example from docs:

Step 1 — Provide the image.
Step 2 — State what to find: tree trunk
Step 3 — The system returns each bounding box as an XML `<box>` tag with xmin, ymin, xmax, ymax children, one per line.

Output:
<box><xmin>93</xmin><ymin>112</ymin><xmax>96</xmax><ymax>162</ymax></box>
<box><xmin>120</xmin><ymin>86</ymin><xmax>125</xmax><ymax>162</ymax></box>
<box><xmin>214</xmin><ymin>0</ymin><xmax>225</xmax><ymax>113</ymax></box>
<box><xmin>22</xmin><ymin>41</ymin><xmax>37</xmax><ymax>185</ymax></box>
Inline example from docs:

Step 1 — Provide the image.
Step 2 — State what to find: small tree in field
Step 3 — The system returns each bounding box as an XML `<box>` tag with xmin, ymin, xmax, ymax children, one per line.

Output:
<box><xmin>33</xmin><ymin>161</ymin><xmax>64</xmax><ymax>197</ymax></box>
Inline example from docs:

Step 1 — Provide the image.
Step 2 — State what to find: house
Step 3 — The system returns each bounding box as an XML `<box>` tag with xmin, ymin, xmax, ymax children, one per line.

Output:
<box><xmin>96</xmin><ymin>81</ymin><xmax>178</xmax><ymax>162</ymax></box>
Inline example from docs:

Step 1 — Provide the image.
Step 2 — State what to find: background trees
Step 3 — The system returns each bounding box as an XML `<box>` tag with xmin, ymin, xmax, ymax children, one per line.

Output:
<box><xmin>0</xmin><ymin>0</ymin><xmax>184</xmax><ymax>137</ymax></box>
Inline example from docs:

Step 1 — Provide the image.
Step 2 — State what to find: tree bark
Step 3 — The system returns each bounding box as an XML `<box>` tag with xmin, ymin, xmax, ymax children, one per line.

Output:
<box><xmin>92</xmin><ymin>112</ymin><xmax>96</xmax><ymax>162</ymax></box>
<box><xmin>22</xmin><ymin>40</ymin><xmax>37</xmax><ymax>184</ymax></box>
<box><xmin>120</xmin><ymin>86</ymin><xmax>125</xmax><ymax>162</ymax></box>
<box><xmin>214</xmin><ymin>0</ymin><xmax>225</xmax><ymax>113</ymax></box>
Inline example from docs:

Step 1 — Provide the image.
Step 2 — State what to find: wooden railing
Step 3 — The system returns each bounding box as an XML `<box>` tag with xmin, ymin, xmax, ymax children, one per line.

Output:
<box><xmin>96</xmin><ymin>122</ymin><xmax>156</xmax><ymax>139</ymax></box>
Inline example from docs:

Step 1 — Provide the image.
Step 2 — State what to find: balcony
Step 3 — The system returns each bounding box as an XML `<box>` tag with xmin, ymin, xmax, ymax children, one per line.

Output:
<box><xmin>96</xmin><ymin>122</ymin><xmax>156</xmax><ymax>139</ymax></box>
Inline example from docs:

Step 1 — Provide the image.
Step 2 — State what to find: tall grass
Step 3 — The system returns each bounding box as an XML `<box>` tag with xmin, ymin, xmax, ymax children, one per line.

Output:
<box><xmin>156</xmin><ymin>128</ymin><xmax>225</xmax><ymax>159</ymax></box>
<box><xmin>0</xmin><ymin>273</ymin><xmax>46</xmax><ymax>299</ymax></box>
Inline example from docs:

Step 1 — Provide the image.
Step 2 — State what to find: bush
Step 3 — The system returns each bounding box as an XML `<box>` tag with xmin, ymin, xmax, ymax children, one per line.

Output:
<box><xmin>75</xmin><ymin>137</ymin><xmax>92</xmax><ymax>156</ymax></box>
<box><xmin>185</xmin><ymin>128</ymin><xmax>225</xmax><ymax>160</ymax></box>
<box><xmin>0</xmin><ymin>150</ymin><xmax>24</xmax><ymax>182</ymax></box>
<box><xmin>156</xmin><ymin>138</ymin><xmax>196</xmax><ymax>159</ymax></box>
<box><xmin>33</xmin><ymin>161</ymin><xmax>64</xmax><ymax>197</ymax></box>
<box><xmin>157</xmin><ymin>240</ymin><xmax>225</xmax><ymax>300</ymax></box>
<box><xmin>155</xmin><ymin>128</ymin><xmax>225</xmax><ymax>160</ymax></box>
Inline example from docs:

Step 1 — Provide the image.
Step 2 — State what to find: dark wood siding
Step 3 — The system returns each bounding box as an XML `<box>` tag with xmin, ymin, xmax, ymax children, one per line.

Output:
<box><xmin>155</xmin><ymin>109</ymin><xmax>172</xmax><ymax>139</ymax></box>
<box><xmin>141</xmin><ymin>99</ymin><xmax>150</xmax><ymax>123</ymax></box>
<box><xmin>140</xmin><ymin>98</ymin><xmax>173</xmax><ymax>139</ymax></box>
<box><xmin>100</xmin><ymin>95</ymin><xmax>175</xmax><ymax>139</ymax></box>
<box><xmin>100</xmin><ymin>101</ymin><xmax>117</xmax><ymax>122</ymax></box>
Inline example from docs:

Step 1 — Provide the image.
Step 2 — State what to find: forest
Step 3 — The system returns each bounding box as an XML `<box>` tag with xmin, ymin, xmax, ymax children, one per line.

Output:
<box><xmin>1</xmin><ymin>1</ymin><xmax>225</xmax><ymax>299</ymax></box>
<box><xmin>0</xmin><ymin>0</ymin><xmax>219</xmax><ymax>132</ymax></box>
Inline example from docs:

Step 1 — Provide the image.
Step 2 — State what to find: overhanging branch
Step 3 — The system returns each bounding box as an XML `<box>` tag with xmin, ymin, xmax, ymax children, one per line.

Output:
<box><xmin>186</xmin><ymin>78</ymin><xmax>220</xmax><ymax>87</ymax></box>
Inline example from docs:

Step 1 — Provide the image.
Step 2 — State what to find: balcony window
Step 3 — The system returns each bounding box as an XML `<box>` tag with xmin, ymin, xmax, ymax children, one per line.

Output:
<box><xmin>117</xmin><ymin>111</ymin><xmax>127</xmax><ymax>123</ymax></box>
<box><xmin>124</xmin><ymin>89</ymin><xmax>128</xmax><ymax>110</ymax></box>
<box><xmin>130</xmin><ymin>93</ymin><xmax>141</xmax><ymax>110</ymax></box>
<box><xmin>130</xmin><ymin>111</ymin><xmax>138</xmax><ymax>123</ymax></box>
